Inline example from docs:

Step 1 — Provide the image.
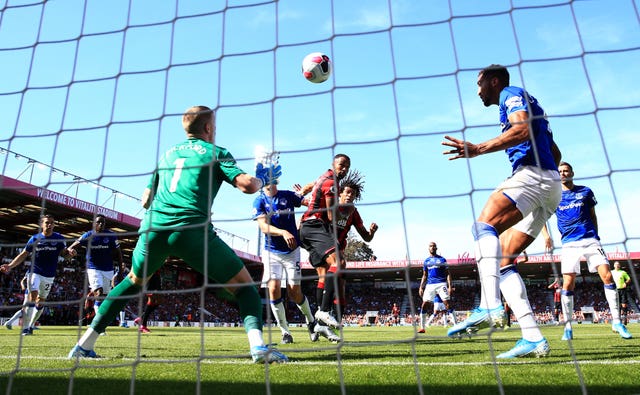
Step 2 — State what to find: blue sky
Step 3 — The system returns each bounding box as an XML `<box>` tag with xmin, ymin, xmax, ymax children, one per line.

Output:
<box><xmin>1</xmin><ymin>0</ymin><xmax>639</xmax><ymax>262</ymax></box>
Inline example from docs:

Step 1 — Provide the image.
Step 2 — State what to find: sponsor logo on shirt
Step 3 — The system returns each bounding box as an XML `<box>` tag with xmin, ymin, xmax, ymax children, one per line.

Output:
<box><xmin>558</xmin><ymin>201</ymin><xmax>584</xmax><ymax>211</ymax></box>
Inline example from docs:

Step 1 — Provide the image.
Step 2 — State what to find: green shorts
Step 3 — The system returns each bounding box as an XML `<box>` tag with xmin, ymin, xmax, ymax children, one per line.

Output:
<box><xmin>131</xmin><ymin>223</ymin><xmax>244</xmax><ymax>285</ymax></box>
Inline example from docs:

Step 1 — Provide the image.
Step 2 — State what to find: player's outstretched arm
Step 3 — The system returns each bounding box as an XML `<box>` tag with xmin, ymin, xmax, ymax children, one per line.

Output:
<box><xmin>67</xmin><ymin>238</ymin><xmax>81</xmax><ymax>255</ymax></box>
<box><xmin>237</xmin><ymin>163</ymin><xmax>282</xmax><ymax>194</ymax></box>
<box><xmin>442</xmin><ymin>112</ymin><xmax>531</xmax><ymax>160</ymax></box>
<box><xmin>233</xmin><ymin>173</ymin><xmax>263</xmax><ymax>194</ymax></box>
<box><xmin>141</xmin><ymin>187</ymin><xmax>154</xmax><ymax>209</ymax></box>
<box><xmin>235</xmin><ymin>162</ymin><xmax>281</xmax><ymax>194</ymax></box>
<box><xmin>356</xmin><ymin>222</ymin><xmax>378</xmax><ymax>242</ymax></box>
<box><xmin>1</xmin><ymin>250</ymin><xmax>29</xmax><ymax>274</ymax></box>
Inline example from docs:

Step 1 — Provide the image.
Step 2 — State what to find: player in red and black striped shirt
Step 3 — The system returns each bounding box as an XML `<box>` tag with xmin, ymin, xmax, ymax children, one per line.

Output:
<box><xmin>299</xmin><ymin>154</ymin><xmax>350</xmax><ymax>330</ymax></box>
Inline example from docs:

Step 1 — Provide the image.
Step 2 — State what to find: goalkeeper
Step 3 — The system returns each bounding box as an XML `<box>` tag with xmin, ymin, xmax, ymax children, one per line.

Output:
<box><xmin>69</xmin><ymin>105</ymin><xmax>288</xmax><ymax>363</ymax></box>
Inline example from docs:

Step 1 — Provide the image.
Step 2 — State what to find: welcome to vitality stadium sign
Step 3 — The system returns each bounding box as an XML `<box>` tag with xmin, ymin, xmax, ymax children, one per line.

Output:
<box><xmin>0</xmin><ymin>175</ymin><xmax>140</xmax><ymax>227</ymax></box>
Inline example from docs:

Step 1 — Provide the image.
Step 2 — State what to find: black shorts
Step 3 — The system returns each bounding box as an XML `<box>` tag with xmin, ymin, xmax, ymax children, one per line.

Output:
<box><xmin>617</xmin><ymin>288</ymin><xmax>631</xmax><ymax>306</ymax></box>
<box><xmin>146</xmin><ymin>272</ymin><xmax>162</xmax><ymax>292</ymax></box>
<box><xmin>299</xmin><ymin>219</ymin><xmax>337</xmax><ymax>268</ymax></box>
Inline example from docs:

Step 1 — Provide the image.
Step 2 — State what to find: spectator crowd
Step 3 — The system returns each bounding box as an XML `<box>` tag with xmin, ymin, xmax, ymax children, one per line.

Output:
<box><xmin>1</xmin><ymin>253</ymin><xmax>638</xmax><ymax>328</ymax></box>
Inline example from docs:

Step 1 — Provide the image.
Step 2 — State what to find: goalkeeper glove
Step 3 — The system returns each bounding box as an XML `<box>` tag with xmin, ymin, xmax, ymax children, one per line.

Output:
<box><xmin>255</xmin><ymin>163</ymin><xmax>282</xmax><ymax>187</ymax></box>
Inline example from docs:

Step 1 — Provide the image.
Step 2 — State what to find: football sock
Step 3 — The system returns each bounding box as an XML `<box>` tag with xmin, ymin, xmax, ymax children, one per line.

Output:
<box><xmin>448</xmin><ymin>310</ymin><xmax>456</xmax><ymax>325</ymax></box>
<box><xmin>472</xmin><ymin>222</ymin><xmax>502</xmax><ymax>310</ymax></box>
<box><xmin>561</xmin><ymin>290</ymin><xmax>574</xmax><ymax>327</ymax></box>
<box><xmin>142</xmin><ymin>303</ymin><xmax>158</xmax><ymax>326</ymax></box>
<box><xmin>235</xmin><ymin>284</ymin><xmax>263</xmax><ymax>332</ymax></box>
<box><xmin>246</xmin><ymin>328</ymin><xmax>264</xmax><ymax>349</ymax></box>
<box><xmin>7</xmin><ymin>308</ymin><xmax>23</xmax><ymax>326</ymax></box>
<box><xmin>296</xmin><ymin>296</ymin><xmax>314</xmax><ymax>325</ymax></box>
<box><xmin>78</xmin><ymin>327</ymin><xmax>100</xmax><ymax>350</ymax></box>
<box><xmin>321</xmin><ymin>267</ymin><xmax>337</xmax><ymax>312</ymax></box>
<box><xmin>500</xmin><ymin>265</ymin><xmax>543</xmax><ymax>341</ymax></box>
<box><xmin>316</xmin><ymin>282</ymin><xmax>324</xmax><ymax>309</ymax></box>
<box><xmin>270</xmin><ymin>298</ymin><xmax>289</xmax><ymax>333</ymax></box>
<box><xmin>603</xmin><ymin>283</ymin><xmax>620</xmax><ymax>324</ymax></box>
<box><xmin>31</xmin><ymin>305</ymin><xmax>44</xmax><ymax>328</ymax></box>
<box><xmin>23</xmin><ymin>304</ymin><xmax>36</xmax><ymax>329</ymax></box>
<box><xmin>426</xmin><ymin>314</ymin><xmax>435</xmax><ymax>326</ymax></box>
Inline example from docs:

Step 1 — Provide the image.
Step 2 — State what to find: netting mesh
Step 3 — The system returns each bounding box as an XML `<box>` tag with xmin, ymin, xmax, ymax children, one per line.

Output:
<box><xmin>1</xmin><ymin>1</ymin><xmax>639</xmax><ymax>394</ymax></box>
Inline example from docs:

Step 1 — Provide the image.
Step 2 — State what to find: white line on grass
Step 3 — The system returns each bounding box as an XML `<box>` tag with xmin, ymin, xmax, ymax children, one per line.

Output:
<box><xmin>2</xmin><ymin>355</ymin><xmax>640</xmax><ymax>366</ymax></box>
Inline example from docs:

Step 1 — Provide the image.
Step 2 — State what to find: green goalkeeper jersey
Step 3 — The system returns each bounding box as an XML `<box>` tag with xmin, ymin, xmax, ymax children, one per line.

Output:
<box><xmin>143</xmin><ymin>138</ymin><xmax>245</xmax><ymax>229</ymax></box>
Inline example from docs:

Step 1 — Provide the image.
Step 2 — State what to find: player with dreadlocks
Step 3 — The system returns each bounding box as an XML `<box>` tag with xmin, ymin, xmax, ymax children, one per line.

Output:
<box><xmin>330</xmin><ymin>169</ymin><xmax>379</xmax><ymax>321</ymax></box>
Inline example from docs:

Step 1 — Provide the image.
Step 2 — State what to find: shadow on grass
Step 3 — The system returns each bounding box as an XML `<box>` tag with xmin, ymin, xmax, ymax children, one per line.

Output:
<box><xmin>1</xmin><ymin>376</ymin><xmax>637</xmax><ymax>395</ymax></box>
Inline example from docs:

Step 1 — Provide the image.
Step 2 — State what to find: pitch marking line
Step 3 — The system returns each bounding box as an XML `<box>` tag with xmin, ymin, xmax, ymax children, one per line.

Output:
<box><xmin>2</xmin><ymin>354</ymin><xmax>640</xmax><ymax>366</ymax></box>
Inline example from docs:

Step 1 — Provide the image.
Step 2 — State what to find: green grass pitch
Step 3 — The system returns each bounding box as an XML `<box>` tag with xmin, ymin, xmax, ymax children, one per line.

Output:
<box><xmin>1</xmin><ymin>324</ymin><xmax>638</xmax><ymax>394</ymax></box>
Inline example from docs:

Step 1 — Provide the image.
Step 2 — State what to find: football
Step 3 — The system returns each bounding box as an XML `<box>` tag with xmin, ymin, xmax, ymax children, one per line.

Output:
<box><xmin>301</xmin><ymin>52</ymin><xmax>332</xmax><ymax>83</ymax></box>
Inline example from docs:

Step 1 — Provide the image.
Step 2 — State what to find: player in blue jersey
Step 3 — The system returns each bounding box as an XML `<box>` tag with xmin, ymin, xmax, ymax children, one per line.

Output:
<box><xmin>67</xmin><ymin>214</ymin><xmax>124</xmax><ymax>322</ymax></box>
<box><xmin>252</xmin><ymin>178</ymin><xmax>329</xmax><ymax>344</ymax></box>
<box><xmin>68</xmin><ymin>105</ymin><xmax>287</xmax><ymax>363</ymax></box>
<box><xmin>1</xmin><ymin>215</ymin><xmax>72</xmax><ymax>335</ymax></box>
<box><xmin>417</xmin><ymin>242</ymin><xmax>455</xmax><ymax>333</ymax></box>
<box><xmin>542</xmin><ymin>162</ymin><xmax>632</xmax><ymax>340</ymax></box>
<box><xmin>443</xmin><ymin>64</ymin><xmax>562</xmax><ymax>358</ymax></box>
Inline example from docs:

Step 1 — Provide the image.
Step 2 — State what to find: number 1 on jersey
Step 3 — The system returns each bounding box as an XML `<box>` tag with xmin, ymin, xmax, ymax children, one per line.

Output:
<box><xmin>169</xmin><ymin>158</ymin><xmax>186</xmax><ymax>192</ymax></box>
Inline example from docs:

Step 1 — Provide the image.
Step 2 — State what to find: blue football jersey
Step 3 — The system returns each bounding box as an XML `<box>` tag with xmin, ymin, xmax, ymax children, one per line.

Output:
<box><xmin>556</xmin><ymin>185</ymin><xmax>598</xmax><ymax>243</ymax></box>
<box><xmin>499</xmin><ymin>86</ymin><xmax>557</xmax><ymax>173</ymax></box>
<box><xmin>423</xmin><ymin>255</ymin><xmax>449</xmax><ymax>284</ymax></box>
<box><xmin>78</xmin><ymin>229</ymin><xmax>120</xmax><ymax>271</ymax></box>
<box><xmin>24</xmin><ymin>232</ymin><xmax>66</xmax><ymax>277</ymax></box>
<box><xmin>252</xmin><ymin>190</ymin><xmax>304</xmax><ymax>254</ymax></box>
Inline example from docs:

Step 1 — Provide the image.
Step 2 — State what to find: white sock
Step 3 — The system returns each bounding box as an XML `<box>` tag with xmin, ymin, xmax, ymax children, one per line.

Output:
<box><xmin>7</xmin><ymin>308</ymin><xmax>23</xmax><ymax>325</ymax></box>
<box><xmin>603</xmin><ymin>283</ymin><xmax>620</xmax><ymax>324</ymax></box>
<box><xmin>270</xmin><ymin>300</ymin><xmax>289</xmax><ymax>334</ymax></box>
<box><xmin>31</xmin><ymin>306</ymin><xmax>44</xmax><ymax>328</ymax></box>
<box><xmin>78</xmin><ymin>327</ymin><xmax>100</xmax><ymax>350</ymax></box>
<box><xmin>420</xmin><ymin>313</ymin><xmax>427</xmax><ymax>328</ymax></box>
<box><xmin>247</xmin><ymin>328</ymin><xmax>264</xmax><ymax>349</ymax></box>
<box><xmin>426</xmin><ymin>314</ymin><xmax>435</xmax><ymax>326</ymax></box>
<box><xmin>296</xmin><ymin>296</ymin><xmax>314</xmax><ymax>325</ymax></box>
<box><xmin>23</xmin><ymin>305</ymin><xmax>36</xmax><ymax>328</ymax></box>
<box><xmin>475</xmin><ymin>232</ymin><xmax>501</xmax><ymax>310</ymax></box>
<box><xmin>94</xmin><ymin>301</ymin><xmax>101</xmax><ymax>315</ymax></box>
<box><xmin>561</xmin><ymin>292</ymin><xmax>574</xmax><ymax>328</ymax></box>
<box><xmin>500</xmin><ymin>267</ymin><xmax>543</xmax><ymax>342</ymax></box>
<box><xmin>119</xmin><ymin>310</ymin><xmax>126</xmax><ymax>323</ymax></box>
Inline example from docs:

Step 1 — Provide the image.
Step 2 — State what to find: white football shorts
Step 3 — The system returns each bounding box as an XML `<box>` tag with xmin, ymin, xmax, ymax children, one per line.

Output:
<box><xmin>423</xmin><ymin>283</ymin><xmax>450</xmax><ymax>303</ymax></box>
<box><xmin>87</xmin><ymin>268</ymin><xmax>115</xmax><ymax>293</ymax></box>
<box><xmin>561</xmin><ymin>238</ymin><xmax>609</xmax><ymax>274</ymax></box>
<box><xmin>433</xmin><ymin>301</ymin><xmax>446</xmax><ymax>313</ymax></box>
<box><xmin>499</xmin><ymin>165</ymin><xmax>561</xmax><ymax>237</ymax></box>
<box><xmin>27</xmin><ymin>273</ymin><xmax>54</xmax><ymax>299</ymax></box>
<box><xmin>261</xmin><ymin>248</ymin><xmax>302</xmax><ymax>287</ymax></box>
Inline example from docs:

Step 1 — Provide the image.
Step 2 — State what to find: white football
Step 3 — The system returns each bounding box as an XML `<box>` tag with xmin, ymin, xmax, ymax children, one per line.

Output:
<box><xmin>301</xmin><ymin>52</ymin><xmax>332</xmax><ymax>83</ymax></box>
